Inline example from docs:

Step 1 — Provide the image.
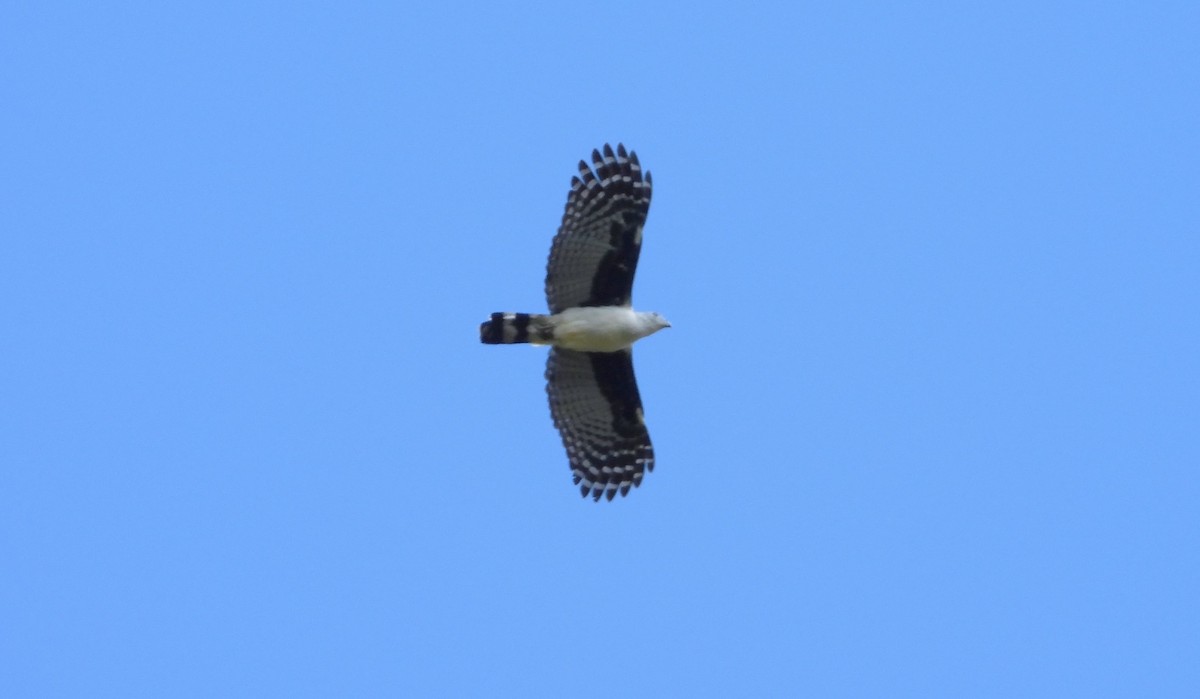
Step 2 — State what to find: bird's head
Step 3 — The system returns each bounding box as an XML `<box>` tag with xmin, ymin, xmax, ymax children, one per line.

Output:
<box><xmin>644</xmin><ymin>311</ymin><xmax>672</xmax><ymax>334</ymax></box>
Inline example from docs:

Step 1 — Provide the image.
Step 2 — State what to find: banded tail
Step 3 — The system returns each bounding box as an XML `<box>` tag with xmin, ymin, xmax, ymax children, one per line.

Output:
<box><xmin>480</xmin><ymin>312</ymin><xmax>554</xmax><ymax>345</ymax></box>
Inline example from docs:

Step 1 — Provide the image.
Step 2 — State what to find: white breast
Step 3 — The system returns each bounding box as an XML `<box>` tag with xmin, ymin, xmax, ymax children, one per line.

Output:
<box><xmin>549</xmin><ymin>306</ymin><xmax>649</xmax><ymax>352</ymax></box>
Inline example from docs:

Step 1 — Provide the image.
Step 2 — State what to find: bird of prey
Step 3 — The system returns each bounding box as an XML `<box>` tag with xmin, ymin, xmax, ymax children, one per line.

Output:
<box><xmin>480</xmin><ymin>144</ymin><xmax>670</xmax><ymax>501</ymax></box>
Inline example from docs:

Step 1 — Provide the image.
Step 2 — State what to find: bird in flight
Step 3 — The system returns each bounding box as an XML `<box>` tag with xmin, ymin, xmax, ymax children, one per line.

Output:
<box><xmin>480</xmin><ymin>144</ymin><xmax>669</xmax><ymax>501</ymax></box>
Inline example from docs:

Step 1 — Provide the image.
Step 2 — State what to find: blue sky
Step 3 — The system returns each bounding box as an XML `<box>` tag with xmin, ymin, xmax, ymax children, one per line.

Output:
<box><xmin>3</xmin><ymin>2</ymin><xmax>1198</xmax><ymax>696</ymax></box>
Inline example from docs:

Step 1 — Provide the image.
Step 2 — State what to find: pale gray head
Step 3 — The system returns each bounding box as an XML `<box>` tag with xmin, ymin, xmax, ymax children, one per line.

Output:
<box><xmin>642</xmin><ymin>311</ymin><xmax>672</xmax><ymax>334</ymax></box>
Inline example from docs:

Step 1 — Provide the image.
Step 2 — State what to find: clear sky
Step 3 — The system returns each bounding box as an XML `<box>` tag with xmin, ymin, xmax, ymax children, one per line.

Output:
<box><xmin>3</xmin><ymin>2</ymin><xmax>1197</xmax><ymax>697</ymax></box>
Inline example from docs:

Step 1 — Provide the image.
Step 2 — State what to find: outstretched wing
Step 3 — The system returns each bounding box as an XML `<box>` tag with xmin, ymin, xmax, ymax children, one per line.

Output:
<box><xmin>545</xmin><ymin>143</ymin><xmax>653</xmax><ymax>314</ymax></box>
<box><xmin>545</xmin><ymin>348</ymin><xmax>654</xmax><ymax>501</ymax></box>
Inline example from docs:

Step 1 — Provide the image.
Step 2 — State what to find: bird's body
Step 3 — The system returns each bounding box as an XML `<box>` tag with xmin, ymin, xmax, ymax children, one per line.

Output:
<box><xmin>482</xmin><ymin>307</ymin><xmax>668</xmax><ymax>353</ymax></box>
<box><xmin>480</xmin><ymin>144</ymin><xmax>667</xmax><ymax>501</ymax></box>
<box><xmin>550</xmin><ymin>307</ymin><xmax>668</xmax><ymax>352</ymax></box>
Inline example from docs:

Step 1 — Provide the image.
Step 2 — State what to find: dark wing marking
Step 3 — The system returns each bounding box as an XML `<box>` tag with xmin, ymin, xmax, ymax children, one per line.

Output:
<box><xmin>544</xmin><ymin>144</ymin><xmax>653</xmax><ymax>313</ymax></box>
<box><xmin>545</xmin><ymin>348</ymin><xmax>654</xmax><ymax>501</ymax></box>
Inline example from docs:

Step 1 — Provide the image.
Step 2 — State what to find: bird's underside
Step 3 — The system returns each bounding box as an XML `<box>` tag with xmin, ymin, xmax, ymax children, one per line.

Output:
<box><xmin>480</xmin><ymin>144</ymin><xmax>666</xmax><ymax>501</ymax></box>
